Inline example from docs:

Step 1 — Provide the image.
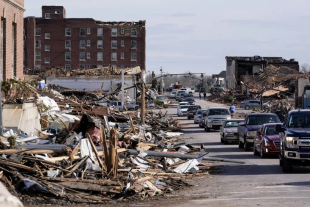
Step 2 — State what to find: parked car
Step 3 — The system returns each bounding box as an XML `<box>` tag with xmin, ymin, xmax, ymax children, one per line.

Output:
<box><xmin>253</xmin><ymin>123</ymin><xmax>281</xmax><ymax>158</ymax></box>
<box><xmin>240</xmin><ymin>100</ymin><xmax>270</xmax><ymax>110</ymax></box>
<box><xmin>154</xmin><ymin>95</ymin><xmax>169</xmax><ymax>107</ymax></box>
<box><xmin>276</xmin><ymin>109</ymin><xmax>310</xmax><ymax>172</ymax></box>
<box><xmin>220</xmin><ymin>119</ymin><xmax>244</xmax><ymax>144</ymax></box>
<box><xmin>178</xmin><ymin>102</ymin><xmax>189</xmax><ymax>107</ymax></box>
<box><xmin>179</xmin><ymin>87</ymin><xmax>195</xmax><ymax>94</ymax></box>
<box><xmin>187</xmin><ymin>105</ymin><xmax>202</xmax><ymax>119</ymax></box>
<box><xmin>194</xmin><ymin>109</ymin><xmax>207</xmax><ymax>124</ymax></box>
<box><xmin>238</xmin><ymin>113</ymin><xmax>280</xmax><ymax>151</ymax></box>
<box><xmin>170</xmin><ymin>91</ymin><xmax>177</xmax><ymax>98</ymax></box>
<box><xmin>177</xmin><ymin>105</ymin><xmax>190</xmax><ymax>116</ymax></box>
<box><xmin>204</xmin><ymin>107</ymin><xmax>231</xmax><ymax>132</ymax></box>
<box><xmin>176</xmin><ymin>91</ymin><xmax>186</xmax><ymax>101</ymax></box>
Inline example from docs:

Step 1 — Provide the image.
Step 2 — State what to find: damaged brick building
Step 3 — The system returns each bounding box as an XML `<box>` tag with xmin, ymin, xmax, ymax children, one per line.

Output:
<box><xmin>0</xmin><ymin>0</ymin><xmax>25</xmax><ymax>80</ymax></box>
<box><xmin>225</xmin><ymin>56</ymin><xmax>299</xmax><ymax>89</ymax></box>
<box><xmin>24</xmin><ymin>6</ymin><xmax>146</xmax><ymax>71</ymax></box>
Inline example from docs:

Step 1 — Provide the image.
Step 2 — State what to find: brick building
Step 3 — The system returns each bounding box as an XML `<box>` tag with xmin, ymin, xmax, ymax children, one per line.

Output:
<box><xmin>0</xmin><ymin>0</ymin><xmax>25</xmax><ymax>80</ymax></box>
<box><xmin>24</xmin><ymin>6</ymin><xmax>146</xmax><ymax>71</ymax></box>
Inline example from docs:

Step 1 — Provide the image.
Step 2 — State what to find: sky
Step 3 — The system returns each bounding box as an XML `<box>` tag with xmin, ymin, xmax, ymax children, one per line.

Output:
<box><xmin>24</xmin><ymin>0</ymin><xmax>310</xmax><ymax>76</ymax></box>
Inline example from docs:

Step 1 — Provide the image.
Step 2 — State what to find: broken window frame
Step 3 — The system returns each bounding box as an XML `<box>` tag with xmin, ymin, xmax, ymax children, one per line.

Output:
<box><xmin>65</xmin><ymin>52</ymin><xmax>71</xmax><ymax>61</ymax></box>
<box><xmin>97</xmin><ymin>40</ymin><xmax>103</xmax><ymax>49</ymax></box>
<box><xmin>111</xmin><ymin>40</ymin><xmax>117</xmax><ymax>49</ymax></box>
<box><xmin>80</xmin><ymin>52</ymin><xmax>86</xmax><ymax>61</ymax></box>
<box><xmin>131</xmin><ymin>28</ymin><xmax>137</xmax><ymax>37</ymax></box>
<box><xmin>65</xmin><ymin>28</ymin><xmax>71</xmax><ymax>36</ymax></box>
<box><xmin>36</xmin><ymin>52</ymin><xmax>41</xmax><ymax>61</ymax></box>
<box><xmin>97</xmin><ymin>52</ymin><xmax>103</xmax><ymax>61</ymax></box>
<box><xmin>45</xmin><ymin>45</ymin><xmax>50</xmax><ymax>51</ymax></box>
<box><xmin>131</xmin><ymin>52</ymin><xmax>137</xmax><ymax>61</ymax></box>
<box><xmin>111</xmin><ymin>52</ymin><xmax>117</xmax><ymax>61</ymax></box>
<box><xmin>97</xmin><ymin>28</ymin><xmax>103</xmax><ymax>36</ymax></box>
<box><xmin>45</xmin><ymin>33</ymin><xmax>50</xmax><ymax>39</ymax></box>
<box><xmin>36</xmin><ymin>40</ymin><xmax>41</xmax><ymax>48</ymax></box>
<box><xmin>80</xmin><ymin>40</ymin><xmax>86</xmax><ymax>49</ymax></box>
<box><xmin>45</xmin><ymin>13</ymin><xmax>50</xmax><ymax>19</ymax></box>
<box><xmin>111</xmin><ymin>28</ymin><xmax>117</xmax><ymax>37</ymax></box>
<box><xmin>36</xmin><ymin>28</ymin><xmax>41</xmax><ymax>36</ymax></box>
<box><xmin>65</xmin><ymin>40</ymin><xmax>71</xmax><ymax>49</ymax></box>
<box><xmin>80</xmin><ymin>28</ymin><xmax>86</xmax><ymax>37</ymax></box>
<box><xmin>44</xmin><ymin>57</ymin><xmax>50</xmax><ymax>64</ymax></box>
<box><xmin>131</xmin><ymin>40</ymin><xmax>137</xmax><ymax>49</ymax></box>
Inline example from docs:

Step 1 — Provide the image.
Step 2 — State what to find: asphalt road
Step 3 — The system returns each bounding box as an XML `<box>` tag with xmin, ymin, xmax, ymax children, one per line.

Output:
<box><xmin>155</xmin><ymin>95</ymin><xmax>310</xmax><ymax>207</ymax></box>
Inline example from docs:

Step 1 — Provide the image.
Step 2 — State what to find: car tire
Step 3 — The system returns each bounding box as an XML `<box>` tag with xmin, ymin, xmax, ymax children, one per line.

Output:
<box><xmin>253</xmin><ymin>144</ymin><xmax>259</xmax><ymax>155</ymax></box>
<box><xmin>279</xmin><ymin>158</ymin><xmax>283</xmax><ymax>167</ymax></box>
<box><xmin>245</xmin><ymin>105</ymin><xmax>250</xmax><ymax>110</ymax></box>
<box><xmin>205</xmin><ymin>126</ymin><xmax>210</xmax><ymax>132</ymax></box>
<box><xmin>260</xmin><ymin>145</ymin><xmax>265</xmax><ymax>158</ymax></box>
<box><xmin>221</xmin><ymin>136</ymin><xmax>224</xmax><ymax>143</ymax></box>
<box><xmin>244</xmin><ymin>140</ymin><xmax>251</xmax><ymax>151</ymax></box>
<box><xmin>282</xmin><ymin>158</ymin><xmax>292</xmax><ymax>173</ymax></box>
<box><xmin>199</xmin><ymin>123</ymin><xmax>202</xmax><ymax>128</ymax></box>
<box><xmin>187</xmin><ymin>117</ymin><xmax>190</xmax><ymax>120</ymax></box>
<box><xmin>223</xmin><ymin>136</ymin><xmax>228</xmax><ymax>144</ymax></box>
<box><xmin>238</xmin><ymin>139</ymin><xmax>244</xmax><ymax>148</ymax></box>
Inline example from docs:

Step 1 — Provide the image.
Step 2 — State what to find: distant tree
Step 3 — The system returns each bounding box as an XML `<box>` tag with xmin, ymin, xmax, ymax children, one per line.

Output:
<box><xmin>300</xmin><ymin>63</ymin><xmax>310</xmax><ymax>74</ymax></box>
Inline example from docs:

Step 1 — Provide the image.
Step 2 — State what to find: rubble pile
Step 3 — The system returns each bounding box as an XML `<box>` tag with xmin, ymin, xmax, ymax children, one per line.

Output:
<box><xmin>0</xmin><ymin>79</ymin><xmax>219</xmax><ymax>205</ymax></box>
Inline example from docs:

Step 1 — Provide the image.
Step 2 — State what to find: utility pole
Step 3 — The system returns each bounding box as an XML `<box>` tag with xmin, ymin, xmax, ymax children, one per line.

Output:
<box><xmin>160</xmin><ymin>66</ymin><xmax>163</xmax><ymax>94</ymax></box>
<box><xmin>0</xmin><ymin>80</ymin><xmax>3</xmax><ymax>136</ymax></box>
<box><xmin>141</xmin><ymin>70</ymin><xmax>145</xmax><ymax>123</ymax></box>
<box><xmin>201</xmin><ymin>73</ymin><xmax>204</xmax><ymax>89</ymax></box>
<box><xmin>121</xmin><ymin>67</ymin><xmax>125</xmax><ymax>110</ymax></box>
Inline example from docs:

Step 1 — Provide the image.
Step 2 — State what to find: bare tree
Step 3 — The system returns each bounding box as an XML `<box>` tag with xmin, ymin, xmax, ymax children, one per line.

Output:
<box><xmin>300</xmin><ymin>63</ymin><xmax>310</xmax><ymax>74</ymax></box>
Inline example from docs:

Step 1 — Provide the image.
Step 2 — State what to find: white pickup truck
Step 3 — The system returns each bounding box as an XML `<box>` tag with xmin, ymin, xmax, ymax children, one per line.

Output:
<box><xmin>179</xmin><ymin>88</ymin><xmax>195</xmax><ymax>95</ymax></box>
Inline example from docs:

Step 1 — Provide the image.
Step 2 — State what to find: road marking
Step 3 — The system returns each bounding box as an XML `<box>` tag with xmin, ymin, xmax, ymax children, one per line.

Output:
<box><xmin>192</xmin><ymin>196</ymin><xmax>310</xmax><ymax>202</ymax></box>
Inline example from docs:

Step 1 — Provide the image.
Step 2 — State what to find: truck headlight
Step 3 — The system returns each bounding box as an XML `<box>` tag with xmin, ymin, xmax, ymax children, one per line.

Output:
<box><xmin>285</xmin><ymin>136</ymin><xmax>298</xmax><ymax>148</ymax></box>
<box><xmin>247</xmin><ymin>131</ymin><xmax>256</xmax><ymax>137</ymax></box>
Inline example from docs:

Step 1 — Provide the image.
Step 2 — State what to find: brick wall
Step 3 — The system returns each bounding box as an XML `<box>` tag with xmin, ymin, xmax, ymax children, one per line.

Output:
<box><xmin>24</xmin><ymin>6</ymin><xmax>146</xmax><ymax>71</ymax></box>
<box><xmin>0</xmin><ymin>0</ymin><xmax>25</xmax><ymax>80</ymax></box>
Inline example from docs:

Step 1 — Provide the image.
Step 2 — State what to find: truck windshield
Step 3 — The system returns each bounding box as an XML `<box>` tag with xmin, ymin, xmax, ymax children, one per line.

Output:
<box><xmin>208</xmin><ymin>109</ymin><xmax>230</xmax><ymax>115</ymax></box>
<box><xmin>246</xmin><ymin>115</ymin><xmax>280</xmax><ymax>125</ymax></box>
<box><xmin>288</xmin><ymin>112</ymin><xmax>310</xmax><ymax>128</ymax></box>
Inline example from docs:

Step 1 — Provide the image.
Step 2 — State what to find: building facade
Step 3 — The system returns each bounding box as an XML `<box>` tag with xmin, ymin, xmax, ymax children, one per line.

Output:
<box><xmin>0</xmin><ymin>0</ymin><xmax>25</xmax><ymax>80</ymax></box>
<box><xmin>24</xmin><ymin>6</ymin><xmax>146</xmax><ymax>71</ymax></box>
<box><xmin>226</xmin><ymin>56</ymin><xmax>299</xmax><ymax>89</ymax></box>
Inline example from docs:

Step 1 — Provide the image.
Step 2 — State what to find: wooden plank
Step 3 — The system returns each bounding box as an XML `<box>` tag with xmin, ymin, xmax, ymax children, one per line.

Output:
<box><xmin>0</xmin><ymin>159</ymin><xmax>37</xmax><ymax>172</ymax></box>
<box><xmin>41</xmin><ymin>177</ymin><xmax>121</xmax><ymax>185</ymax></box>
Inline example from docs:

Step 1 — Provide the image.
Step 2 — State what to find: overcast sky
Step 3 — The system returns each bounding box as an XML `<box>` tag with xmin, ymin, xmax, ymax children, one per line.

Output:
<box><xmin>25</xmin><ymin>0</ymin><xmax>310</xmax><ymax>75</ymax></box>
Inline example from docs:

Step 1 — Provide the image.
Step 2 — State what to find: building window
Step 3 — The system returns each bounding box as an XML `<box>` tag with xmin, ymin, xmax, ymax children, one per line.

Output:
<box><xmin>97</xmin><ymin>52</ymin><xmax>103</xmax><ymax>61</ymax></box>
<box><xmin>131</xmin><ymin>52</ymin><xmax>137</xmax><ymax>61</ymax></box>
<box><xmin>36</xmin><ymin>40</ymin><xmax>41</xmax><ymax>48</ymax></box>
<box><xmin>121</xmin><ymin>40</ymin><xmax>124</xmax><ymax>47</ymax></box>
<box><xmin>45</xmin><ymin>13</ymin><xmax>50</xmax><ymax>19</ymax></box>
<box><xmin>65</xmin><ymin>40</ymin><xmax>71</xmax><ymax>49</ymax></box>
<box><xmin>111</xmin><ymin>52</ymin><xmax>117</xmax><ymax>61</ymax></box>
<box><xmin>86</xmin><ymin>64</ymin><xmax>90</xmax><ymax>69</ymax></box>
<box><xmin>111</xmin><ymin>65</ymin><xmax>117</xmax><ymax>69</ymax></box>
<box><xmin>111</xmin><ymin>28</ymin><xmax>117</xmax><ymax>37</ymax></box>
<box><xmin>131</xmin><ymin>28</ymin><xmax>137</xmax><ymax>37</ymax></box>
<box><xmin>65</xmin><ymin>28</ymin><xmax>71</xmax><ymax>36</ymax></box>
<box><xmin>65</xmin><ymin>52</ymin><xmax>71</xmax><ymax>61</ymax></box>
<box><xmin>87</xmin><ymin>40</ymin><xmax>90</xmax><ymax>47</ymax></box>
<box><xmin>131</xmin><ymin>40</ymin><xmax>137</xmax><ymax>49</ymax></box>
<box><xmin>121</xmin><ymin>28</ymin><xmax>125</xmax><ymax>35</ymax></box>
<box><xmin>97</xmin><ymin>28</ymin><xmax>103</xmax><ymax>36</ymax></box>
<box><xmin>97</xmin><ymin>40</ymin><xmax>103</xmax><ymax>49</ymax></box>
<box><xmin>111</xmin><ymin>40</ymin><xmax>117</xmax><ymax>49</ymax></box>
<box><xmin>36</xmin><ymin>28</ymin><xmax>41</xmax><ymax>36</ymax></box>
<box><xmin>45</xmin><ymin>33</ymin><xmax>50</xmax><ymax>39</ymax></box>
<box><xmin>97</xmin><ymin>65</ymin><xmax>103</xmax><ymax>68</ymax></box>
<box><xmin>121</xmin><ymin>52</ymin><xmax>124</xmax><ymax>59</ymax></box>
<box><xmin>45</xmin><ymin>57</ymin><xmax>50</xmax><ymax>64</ymax></box>
<box><xmin>87</xmin><ymin>52</ymin><xmax>90</xmax><ymax>59</ymax></box>
<box><xmin>87</xmin><ymin>28</ymin><xmax>90</xmax><ymax>34</ymax></box>
<box><xmin>36</xmin><ymin>52</ymin><xmax>41</xmax><ymax>60</ymax></box>
<box><xmin>45</xmin><ymin>45</ymin><xmax>50</xmax><ymax>51</ymax></box>
<box><xmin>55</xmin><ymin>9</ymin><xmax>60</xmax><ymax>14</ymax></box>
<box><xmin>80</xmin><ymin>64</ymin><xmax>85</xmax><ymax>70</ymax></box>
<box><xmin>80</xmin><ymin>52</ymin><xmax>85</xmax><ymax>61</ymax></box>
<box><xmin>65</xmin><ymin>64</ymin><xmax>71</xmax><ymax>71</ymax></box>
<box><xmin>80</xmin><ymin>28</ymin><xmax>86</xmax><ymax>37</ymax></box>
<box><xmin>121</xmin><ymin>65</ymin><xmax>124</xmax><ymax>69</ymax></box>
<box><xmin>80</xmin><ymin>40</ymin><xmax>86</xmax><ymax>49</ymax></box>
<box><xmin>36</xmin><ymin>64</ymin><xmax>41</xmax><ymax>70</ymax></box>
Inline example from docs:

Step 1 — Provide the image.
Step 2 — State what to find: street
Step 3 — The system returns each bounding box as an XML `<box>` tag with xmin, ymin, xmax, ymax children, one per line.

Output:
<box><xmin>143</xmin><ymin>95</ymin><xmax>310</xmax><ymax>207</ymax></box>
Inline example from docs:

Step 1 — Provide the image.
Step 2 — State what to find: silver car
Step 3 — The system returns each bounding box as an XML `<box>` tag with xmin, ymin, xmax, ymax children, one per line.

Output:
<box><xmin>220</xmin><ymin>119</ymin><xmax>244</xmax><ymax>144</ymax></box>
<box><xmin>204</xmin><ymin>107</ymin><xmax>231</xmax><ymax>132</ymax></box>
<box><xmin>194</xmin><ymin>109</ymin><xmax>207</xmax><ymax>124</ymax></box>
<box><xmin>240</xmin><ymin>100</ymin><xmax>269</xmax><ymax>110</ymax></box>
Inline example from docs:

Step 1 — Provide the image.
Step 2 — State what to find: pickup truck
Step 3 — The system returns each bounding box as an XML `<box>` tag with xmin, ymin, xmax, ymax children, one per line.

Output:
<box><xmin>179</xmin><ymin>88</ymin><xmax>195</xmax><ymax>95</ymax></box>
<box><xmin>204</xmin><ymin>107</ymin><xmax>231</xmax><ymax>132</ymax></box>
<box><xmin>238</xmin><ymin>113</ymin><xmax>281</xmax><ymax>151</ymax></box>
<box><xmin>276</xmin><ymin>109</ymin><xmax>310</xmax><ymax>172</ymax></box>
